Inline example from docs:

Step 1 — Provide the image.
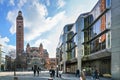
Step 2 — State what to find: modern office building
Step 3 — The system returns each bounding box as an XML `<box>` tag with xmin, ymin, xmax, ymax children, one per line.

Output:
<box><xmin>80</xmin><ymin>0</ymin><xmax>111</xmax><ymax>76</ymax></box>
<box><xmin>57</xmin><ymin>24</ymin><xmax>78</xmax><ymax>73</ymax></box>
<box><xmin>75</xmin><ymin>12</ymin><xmax>89</xmax><ymax>72</ymax></box>
<box><xmin>57</xmin><ymin>0</ymin><xmax>120</xmax><ymax>79</ymax></box>
<box><xmin>65</xmin><ymin>24</ymin><xmax>78</xmax><ymax>73</ymax></box>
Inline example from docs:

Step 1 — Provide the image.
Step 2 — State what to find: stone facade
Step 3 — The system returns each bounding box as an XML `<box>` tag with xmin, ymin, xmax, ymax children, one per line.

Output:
<box><xmin>49</xmin><ymin>58</ymin><xmax>56</xmax><ymax>69</ymax></box>
<box><xmin>26</xmin><ymin>43</ymin><xmax>49</xmax><ymax>70</ymax></box>
<box><xmin>111</xmin><ymin>0</ymin><xmax>120</xmax><ymax>79</ymax></box>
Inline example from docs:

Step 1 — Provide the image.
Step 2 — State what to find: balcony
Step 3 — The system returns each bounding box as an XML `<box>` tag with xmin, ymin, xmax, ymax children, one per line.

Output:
<box><xmin>82</xmin><ymin>48</ymin><xmax>111</xmax><ymax>61</ymax></box>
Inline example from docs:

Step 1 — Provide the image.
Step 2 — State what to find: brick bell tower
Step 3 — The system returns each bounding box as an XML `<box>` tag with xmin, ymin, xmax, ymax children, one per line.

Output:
<box><xmin>16</xmin><ymin>11</ymin><xmax>24</xmax><ymax>69</ymax></box>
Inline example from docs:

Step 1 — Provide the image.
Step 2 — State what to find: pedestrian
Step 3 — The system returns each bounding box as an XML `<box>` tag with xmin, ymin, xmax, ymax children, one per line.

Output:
<box><xmin>52</xmin><ymin>69</ymin><xmax>55</xmax><ymax>78</ymax></box>
<box><xmin>37</xmin><ymin>67</ymin><xmax>40</xmax><ymax>76</ymax></box>
<box><xmin>49</xmin><ymin>69</ymin><xmax>52</xmax><ymax>77</ymax></box>
<box><xmin>59</xmin><ymin>70</ymin><xmax>63</xmax><ymax>78</ymax></box>
<box><xmin>33</xmin><ymin>65</ymin><xmax>37</xmax><ymax>76</ymax></box>
<box><xmin>39</xmin><ymin>67</ymin><xmax>41</xmax><ymax>73</ymax></box>
<box><xmin>80</xmin><ymin>70</ymin><xmax>86</xmax><ymax>80</ymax></box>
<box><xmin>91</xmin><ymin>68</ymin><xmax>95</xmax><ymax>80</ymax></box>
<box><xmin>94</xmin><ymin>69</ymin><xmax>99</xmax><ymax>80</ymax></box>
<box><xmin>76</xmin><ymin>69</ymin><xmax>80</xmax><ymax>77</ymax></box>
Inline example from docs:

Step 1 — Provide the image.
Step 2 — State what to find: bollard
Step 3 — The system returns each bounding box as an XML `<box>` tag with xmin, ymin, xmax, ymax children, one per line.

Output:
<box><xmin>14</xmin><ymin>77</ymin><xmax>18</xmax><ymax>80</ymax></box>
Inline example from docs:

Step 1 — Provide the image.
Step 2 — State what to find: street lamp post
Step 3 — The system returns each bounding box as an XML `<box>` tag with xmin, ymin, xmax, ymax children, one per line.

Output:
<box><xmin>14</xmin><ymin>59</ymin><xmax>18</xmax><ymax>80</ymax></box>
<box><xmin>14</xmin><ymin>59</ymin><xmax>16</xmax><ymax>76</ymax></box>
<box><xmin>56</xmin><ymin>54</ymin><xmax>59</xmax><ymax>77</ymax></box>
<box><xmin>56</xmin><ymin>65</ymin><xmax>58</xmax><ymax>77</ymax></box>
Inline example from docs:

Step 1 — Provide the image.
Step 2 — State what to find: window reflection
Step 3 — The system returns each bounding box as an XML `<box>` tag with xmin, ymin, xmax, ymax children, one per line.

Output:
<box><xmin>88</xmin><ymin>14</ymin><xmax>106</xmax><ymax>40</ymax></box>
<box><xmin>106</xmin><ymin>0</ymin><xmax>111</xmax><ymax>8</ymax></box>
<box><xmin>90</xmin><ymin>34</ymin><xmax>106</xmax><ymax>53</ymax></box>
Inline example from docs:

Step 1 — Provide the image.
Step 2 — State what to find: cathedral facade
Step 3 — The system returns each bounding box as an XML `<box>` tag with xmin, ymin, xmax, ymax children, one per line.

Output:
<box><xmin>26</xmin><ymin>43</ymin><xmax>49</xmax><ymax>70</ymax></box>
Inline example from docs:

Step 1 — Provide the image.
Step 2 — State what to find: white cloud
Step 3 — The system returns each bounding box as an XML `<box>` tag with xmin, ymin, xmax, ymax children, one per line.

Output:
<box><xmin>7</xmin><ymin>10</ymin><xmax>17</xmax><ymax>34</ymax></box>
<box><xmin>28</xmin><ymin>12</ymin><xmax>75</xmax><ymax>58</ymax></box>
<box><xmin>24</xmin><ymin>0</ymin><xmax>66</xmax><ymax>41</ymax></box>
<box><xmin>46</xmin><ymin>0</ymin><xmax>50</xmax><ymax>6</ymax></box>
<box><xmin>24</xmin><ymin>11</ymin><xmax>66</xmax><ymax>41</ymax></box>
<box><xmin>9</xmin><ymin>0</ymin><xmax>15</xmax><ymax>6</ymax></box>
<box><xmin>57</xmin><ymin>0</ymin><xmax>66</xmax><ymax>9</ymax></box>
<box><xmin>0</xmin><ymin>35</ymin><xmax>16</xmax><ymax>57</ymax></box>
<box><xmin>0</xmin><ymin>36</ymin><xmax>9</xmax><ymax>45</ymax></box>
<box><xmin>33</xmin><ymin>39</ymin><xmax>50</xmax><ymax>48</ymax></box>
<box><xmin>32</xmin><ymin>0</ymin><xmax>48</xmax><ymax>17</ymax></box>
<box><xmin>18</xmin><ymin>0</ymin><xmax>27</xmax><ymax>8</ymax></box>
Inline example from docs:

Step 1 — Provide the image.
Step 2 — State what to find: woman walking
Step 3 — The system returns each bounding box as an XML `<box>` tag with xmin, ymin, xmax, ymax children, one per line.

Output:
<box><xmin>80</xmin><ymin>70</ymin><xmax>86</xmax><ymax>80</ymax></box>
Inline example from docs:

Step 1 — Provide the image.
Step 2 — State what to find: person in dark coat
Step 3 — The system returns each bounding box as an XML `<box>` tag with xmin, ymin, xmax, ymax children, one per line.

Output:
<box><xmin>37</xmin><ymin>67</ymin><xmax>40</xmax><ymax>76</ymax></box>
<box><xmin>49</xmin><ymin>69</ymin><xmax>52</xmax><ymax>77</ymax></box>
<box><xmin>76</xmin><ymin>69</ymin><xmax>80</xmax><ymax>77</ymax></box>
<box><xmin>52</xmin><ymin>69</ymin><xmax>55</xmax><ymax>78</ymax></box>
<box><xmin>33</xmin><ymin>65</ymin><xmax>37</xmax><ymax>76</ymax></box>
<box><xmin>94</xmin><ymin>69</ymin><xmax>99</xmax><ymax>79</ymax></box>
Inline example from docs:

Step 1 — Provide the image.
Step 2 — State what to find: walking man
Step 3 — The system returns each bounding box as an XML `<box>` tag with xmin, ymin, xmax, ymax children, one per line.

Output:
<box><xmin>37</xmin><ymin>67</ymin><xmax>40</xmax><ymax>76</ymax></box>
<box><xmin>76</xmin><ymin>69</ymin><xmax>80</xmax><ymax>77</ymax></box>
<box><xmin>33</xmin><ymin>65</ymin><xmax>37</xmax><ymax>76</ymax></box>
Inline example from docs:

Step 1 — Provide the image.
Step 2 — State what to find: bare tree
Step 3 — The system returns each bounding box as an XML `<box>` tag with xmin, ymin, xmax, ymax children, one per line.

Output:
<box><xmin>8</xmin><ymin>49</ymin><xmax>16</xmax><ymax>59</ymax></box>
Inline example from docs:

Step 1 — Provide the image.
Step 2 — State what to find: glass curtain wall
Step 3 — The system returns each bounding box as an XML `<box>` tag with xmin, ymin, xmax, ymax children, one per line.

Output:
<box><xmin>83</xmin><ymin>0</ymin><xmax>112</xmax><ymax>54</ymax></box>
<box><xmin>66</xmin><ymin>24</ymin><xmax>77</xmax><ymax>60</ymax></box>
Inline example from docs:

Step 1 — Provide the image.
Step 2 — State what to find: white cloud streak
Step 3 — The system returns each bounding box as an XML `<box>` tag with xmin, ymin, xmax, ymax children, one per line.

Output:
<box><xmin>46</xmin><ymin>0</ymin><xmax>50</xmax><ymax>6</ymax></box>
<box><xmin>0</xmin><ymin>35</ymin><xmax>15</xmax><ymax>57</ymax></box>
<box><xmin>0</xmin><ymin>36</ymin><xmax>9</xmax><ymax>45</ymax></box>
<box><xmin>17</xmin><ymin>0</ymin><xmax>27</xmax><ymax>8</ymax></box>
<box><xmin>9</xmin><ymin>0</ymin><xmax>15</xmax><ymax>6</ymax></box>
<box><xmin>24</xmin><ymin>0</ymin><xmax>66</xmax><ymax>41</ymax></box>
<box><xmin>57</xmin><ymin>0</ymin><xmax>66</xmax><ymax>9</ymax></box>
<box><xmin>7</xmin><ymin>10</ymin><xmax>17</xmax><ymax>34</ymax></box>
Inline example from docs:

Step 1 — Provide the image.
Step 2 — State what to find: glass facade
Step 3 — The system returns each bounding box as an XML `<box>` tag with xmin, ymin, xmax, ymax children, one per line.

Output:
<box><xmin>90</xmin><ymin>1</ymin><xmax>101</xmax><ymax>23</ymax></box>
<box><xmin>90</xmin><ymin>34</ymin><xmax>106</xmax><ymax>53</ymax></box>
<box><xmin>106</xmin><ymin>10</ymin><xmax>111</xmax><ymax>29</ymax></box>
<box><xmin>106</xmin><ymin>0</ymin><xmax>111</xmax><ymax>9</ymax></box>
<box><xmin>83</xmin><ymin>0</ymin><xmax>111</xmax><ymax>54</ymax></box>
<box><xmin>66</xmin><ymin>24</ymin><xmax>77</xmax><ymax>60</ymax></box>
<box><xmin>57</xmin><ymin>0</ymin><xmax>112</xmax><ymax>74</ymax></box>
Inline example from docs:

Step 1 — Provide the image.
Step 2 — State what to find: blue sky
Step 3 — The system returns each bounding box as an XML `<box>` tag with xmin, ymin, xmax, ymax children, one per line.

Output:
<box><xmin>0</xmin><ymin>0</ymin><xmax>98</xmax><ymax>58</ymax></box>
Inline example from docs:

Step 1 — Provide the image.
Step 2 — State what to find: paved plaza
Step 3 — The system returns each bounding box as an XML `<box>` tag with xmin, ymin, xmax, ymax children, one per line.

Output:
<box><xmin>0</xmin><ymin>71</ymin><xmax>112</xmax><ymax>80</ymax></box>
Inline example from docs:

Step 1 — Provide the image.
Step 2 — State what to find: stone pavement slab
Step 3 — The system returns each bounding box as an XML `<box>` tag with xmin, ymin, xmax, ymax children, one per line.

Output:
<box><xmin>0</xmin><ymin>71</ymin><xmax>112</xmax><ymax>80</ymax></box>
